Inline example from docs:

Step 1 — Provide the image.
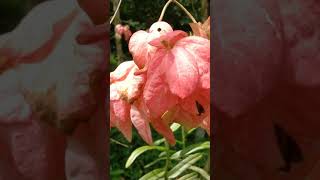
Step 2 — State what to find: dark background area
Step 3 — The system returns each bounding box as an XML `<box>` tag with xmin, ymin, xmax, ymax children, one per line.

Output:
<box><xmin>0</xmin><ymin>0</ymin><xmax>46</xmax><ymax>34</ymax></box>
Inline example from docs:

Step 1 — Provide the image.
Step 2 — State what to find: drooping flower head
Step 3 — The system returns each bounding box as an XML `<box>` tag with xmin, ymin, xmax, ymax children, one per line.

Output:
<box><xmin>129</xmin><ymin>21</ymin><xmax>173</xmax><ymax>69</ymax></box>
<box><xmin>113</xmin><ymin>18</ymin><xmax>210</xmax><ymax>145</ymax></box>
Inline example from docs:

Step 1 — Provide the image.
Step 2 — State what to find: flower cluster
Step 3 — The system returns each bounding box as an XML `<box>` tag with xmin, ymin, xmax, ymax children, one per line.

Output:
<box><xmin>115</xmin><ymin>24</ymin><xmax>132</xmax><ymax>41</ymax></box>
<box><xmin>110</xmin><ymin>19</ymin><xmax>210</xmax><ymax>145</ymax></box>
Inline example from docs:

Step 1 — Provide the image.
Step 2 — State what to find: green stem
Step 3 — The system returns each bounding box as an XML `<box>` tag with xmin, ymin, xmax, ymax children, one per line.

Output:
<box><xmin>110</xmin><ymin>138</ymin><xmax>129</xmax><ymax>148</ymax></box>
<box><xmin>163</xmin><ymin>140</ymin><xmax>170</xmax><ymax>180</ymax></box>
<box><xmin>181</xmin><ymin>127</ymin><xmax>186</xmax><ymax>150</ymax></box>
<box><xmin>204</xmin><ymin>153</ymin><xmax>210</xmax><ymax>173</ymax></box>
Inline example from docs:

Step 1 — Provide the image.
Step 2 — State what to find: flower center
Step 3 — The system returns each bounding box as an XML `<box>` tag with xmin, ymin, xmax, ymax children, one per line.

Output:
<box><xmin>161</xmin><ymin>40</ymin><xmax>173</xmax><ymax>49</ymax></box>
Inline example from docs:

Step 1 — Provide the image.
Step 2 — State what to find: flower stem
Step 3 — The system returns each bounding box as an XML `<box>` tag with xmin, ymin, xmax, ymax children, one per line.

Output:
<box><xmin>158</xmin><ymin>0</ymin><xmax>197</xmax><ymax>23</ymax></box>
<box><xmin>110</xmin><ymin>0</ymin><xmax>122</xmax><ymax>24</ymax></box>
<box><xmin>163</xmin><ymin>140</ymin><xmax>170</xmax><ymax>180</ymax></box>
<box><xmin>204</xmin><ymin>153</ymin><xmax>210</xmax><ymax>173</ymax></box>
<box><xmin>158</xmin><ymin>0</ymin><xmax>173</xmax><ymax>21</ymax></box>
<box><xmin>181</xmin><ymin>126</ymin><xmax>186</xmax><ymax>150</ymax></box>
<box><xmin>173</xmin><ymin>0</ymin><xmax>197</xmax><ymax>23</ymax></box>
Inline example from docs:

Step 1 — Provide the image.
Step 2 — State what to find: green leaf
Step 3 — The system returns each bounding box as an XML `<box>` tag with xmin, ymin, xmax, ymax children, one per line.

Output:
<box><xmin>144</xmin><ymin>157</ymin><xmax>167</xmax><ymax>169</ymax></box>
<box><xmin>170</xmin><ymin>123</ymin><xmax>181</xmax><ymax>132</ymax></box>
<box><xmin>154</xmin><ymin>138</ymin><xmax>165</xmax><ymax>145</ymax></box>
<box><xmin>177</xmin><ymin>172</ymin><xmax>198</xmax><ymax>180</ymax></box>
<box><xmin>139</xmin><ymin>168</ymin><xmax>165</xmax><ymax>180</ymax></box>
<box><xmin>187</xmin><ymin>128</ymin><xmax>197</xmax><ymax>134</ymax></box>
<box><xmin>182</xmin><ymin>141</ymin><xmax>210</xmax><ymax>156</ymax></box>
<box><xmin>158</xmin><ymin>151</ymin><xmax>167</xmax><ymax>158</ymax></box>
<box><xmin>170</xmin><ymin>150</ymin><xmax>182</xmax><ymax>160</ymax></box>
<box><xmin>110</xmin><ymin>169</ymin><xmax>124</xmax><ymax>176</ymax></box>
<box><xmin>168</xmin><ymin>153</ymin><xmax>203</xmax><ymax>179</ymax></box>
<box><xmin>125</xmin><ymin>146</ymin><xmax>166</xmax><ymax>168</ymax></box>
<box><xmin>188</xmin><ymin>166</ymin><xmax>210</xmax><ymax>180</ymax></box>
<box><xmin>184</xmin><ymin>174</ymin><xmax>200</xmax><ymax>180</ymax></box>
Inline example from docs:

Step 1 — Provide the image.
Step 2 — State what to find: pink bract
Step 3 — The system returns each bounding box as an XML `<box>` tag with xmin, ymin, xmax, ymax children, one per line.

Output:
<box><xmin>128</xmin><ymin>21</ymin><xmax>173</xmax><ymax>69</ymax></box>
<box><xmin>144</xmin><ymin>29</ymin><xmax>210</xmax><ymax>116</ymax></box>
<box><xmin>110</xmin><ymin>61</ymin><xmax>153</xmax><ymax>144</ymax></box>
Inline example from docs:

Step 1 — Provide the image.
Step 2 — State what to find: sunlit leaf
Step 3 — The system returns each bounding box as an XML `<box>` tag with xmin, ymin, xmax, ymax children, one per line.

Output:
<box><xmin>125</xmin><ymin>146</ymin><xmax>166</xmax><ymax>168</ymax></box>
<box><xmin>188</xmin><ymin>165</ymin><xmax>210</xmax><ymax>180</ymax></box>
<box><xmin>139</xmin><ymin>168</ymin><xmax>165</xmax><ymax>180</ymax></box>
<box><xmin>168</xmin><ymin>153</ymin><xmax>203</xmax><ymax>178</ymax></box>
<box><xmin>144</xmin><ymin>157</ymin><xmax>167</xmax><ymax>169</ymax></box>
<box><xmin>182</xmin><ymin>141</ymin><xmax>210</xmax><ymax>156</ymax></box>
<box><xmin>177</xmin><ymin>172</ymin><xmax>198</xmax><ymax>180</ymax></box>
<box><xmin>170</xmin><ymin>122</ymin><xmax>181</xmax><ymax>132</ymax></box>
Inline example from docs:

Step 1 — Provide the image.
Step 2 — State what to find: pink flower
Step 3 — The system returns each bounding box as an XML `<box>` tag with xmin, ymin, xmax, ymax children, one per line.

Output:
<box><xmin>110</xmin><ymin>61</ymin><xmax>153</xmax><ymax>144</ymax></box>
<box><xmin>115</xmin><ymin>24</ymin><xmax>133</xmax><ymax>41</ymax></box>
<box><xmin>143</xmin><ymin>29</ymin><xmax>210</xmax><ymax>126</ymax></box>
<box><xmin>129</xmin><ymin>21</ymin><xmax>173</xmax><ymax>69</ymax></box>
<box><xmin>118</xmin><ymin>21</ymin><xmax>210</xmax><ymax>145</ymax></box>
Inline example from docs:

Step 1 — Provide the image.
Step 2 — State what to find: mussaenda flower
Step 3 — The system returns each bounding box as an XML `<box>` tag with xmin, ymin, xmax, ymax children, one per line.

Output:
<box><xmin>120</xmin><ymin>20</ymin><xmax>210</xmax><ymax>145</ymax></box>
<box><xmin>110</xmin><ymin>61</ymin><xmax>153</xmax><ymax>144</ymax></box>
<box><xmin>128</xmin><ymin>21</ymin><xmax>173</xmax><ymax>69</ymax></box>
<box><xmin>143</xmin><ymin>28</ymin><xmax>210</xmax><ymax>134</ymax></box>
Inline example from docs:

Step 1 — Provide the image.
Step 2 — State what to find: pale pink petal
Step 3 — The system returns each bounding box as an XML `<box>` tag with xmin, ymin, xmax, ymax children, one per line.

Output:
<box><xmin>110</xmin><ymin>61</ymin><xmax>135</xmax><ymax>83</ymax></box>
<box><xmin>111</xmin><ymin>62</ymin><xmax>146</xmax><ymax>103</ymax></box>
<box><xmin>129</xmin><ymin>21</ymin><xmax>173</xmax><ymax>69</ymax></box>
<box><xmin>123</xmin><ymin>66</ymin><xmax>146</xmax><ymax>102</ymax></box>
<box><xmin>143</xmin><ymin>67</ymin><xmax>179</xmax><ymax>118</ymax></box>
<box><xmin>149</xmin><ymin>30</ymin><xmax>187</xmax><ymax>49</ymax></box>
<box><xmin>130</xmin><ymin>101</ymin><xmax>153</xmax><ymax>145</ymax></box>
<box><xmin>176</xmin><ymin>36</ymin><xmax>210</xmax><ymax>89</ymax></box>
<box><xmin>111</xmin><ymin>100</ymin><xmax>132</xmax><ymax>141</ymax></box>
<box><xmin>128</xmin><ymin>30</ymin><xmax>150</xmax><ymax>69</ymax></box>
<box><xmin>165</xmin><ymin>47</ymin><xmax>199</xmax><ymax>98</ymax></box>
<box><xmin>150</xmin><ymin>118</ymin><xmax>176</xmax><ymax>145</ymax></box>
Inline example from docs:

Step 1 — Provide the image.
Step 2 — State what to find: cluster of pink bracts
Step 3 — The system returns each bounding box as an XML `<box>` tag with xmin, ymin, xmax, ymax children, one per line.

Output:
<box><xmin>110</xmin><ymin>20</ymin><xmax>210</xmax><ymax>145</ymax></box>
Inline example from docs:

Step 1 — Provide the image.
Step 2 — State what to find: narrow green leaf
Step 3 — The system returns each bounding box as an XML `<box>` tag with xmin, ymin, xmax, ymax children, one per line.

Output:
<box><xmin>125</xmin><ymin>146</ymin><xmax>166</xmax><ymax>168</ymax></box>
<box><xmin>154</xmin><ymin>138</ymin><xmax>165</xmax><ymax>145</ymax></box>
<box><xmin>170</xmin><ymin>123</ymin><xmax>181</xmax><ymax>132</ymax></box>
<box><xmin>188</xmin><ymin>166</ymin><xmax>210</xmax><ymax>180</ymax></box>
<box><xmin>168</xmin><ymin>153</ymin><xmax>203</xmax><ymax>179</ymax></box>
<box><xmin>187</xmin><ymin>128</ymin><xmax>196</xmax><ymax>134</ymax></box>
<box><xmin>139</xmin><ymin>168</ymin><xmax>165</xmax><ymax>180</ymax></box>
<box><xmin>144</xmin><ymin>157</ymin><xmax>167</xmax><ymax>168</ymax></box>
<box><xmin>182</xmin><ymin>141</ymin><xmax>210</xmax><ymax>156</ymax></box>
<box><xmin>170</xmin><ymin>150</ymin><xmax>181</xmax><ymax>160</ymax></box>
<box><xmin>159</xmin><ymin>151</ymin><xmax>167</xmax><ymax>158</ymax></box>
<box><xmin>177</xmin><ymin>172</ymin><xmax>198</xmax><ymax>180</ymax></box>
<box><xmin>185</xmin><ymin>174</ymin><xmax>200</xmax><ymax>180</ymax></box>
